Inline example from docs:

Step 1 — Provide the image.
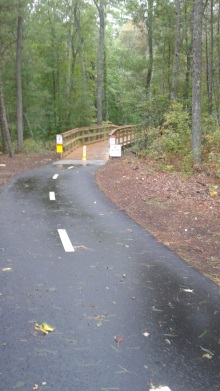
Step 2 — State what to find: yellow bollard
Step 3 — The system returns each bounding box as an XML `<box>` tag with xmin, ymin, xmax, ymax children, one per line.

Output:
<box><xmin>82</xmin><ymin>145</ymin><xmax>87</xmax><ymax>160</ymax></box>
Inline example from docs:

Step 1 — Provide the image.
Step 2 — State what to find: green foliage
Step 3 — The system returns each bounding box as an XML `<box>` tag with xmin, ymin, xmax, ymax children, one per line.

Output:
<box><xmin>131</xmin><ymin>101</ymin><xmax>220</xmax><ymax>177</ymax></box>
<box><xmin>0</xmin><ymin>0</ymin><xmax>219</xmax><ymax>171</ymax></box>
<box><xmin>162</xmin><ymin>101</ymin><xmax>190</xmax><ymax>133</ymax></box>
<box><xmin>147</xmin><ymin>102</ymin><xmax>191</xmax><ymax>157</ymax></box>
<box><xmin>144</xmin><ymin>95</ymin><xmax>170</xmax><ymax>127</ymax></box>
<box><xmin>13</xmin><ymin>138</ymin><xmax>55</xmax><ymax>154</ymax></box>
<box><xmin>203</xmin><ymin>131</ymin><xmax>220</xmax><ymax>177</ymax></box>
<box><xmin>129</xmin><ymin>102</ymin><xmax>196</xmax><ymax>173</ymax></box>
<box><xmin>203</xmin><ymin>130</ymin><xmax>220</xmax><ymax>154</ymax></box>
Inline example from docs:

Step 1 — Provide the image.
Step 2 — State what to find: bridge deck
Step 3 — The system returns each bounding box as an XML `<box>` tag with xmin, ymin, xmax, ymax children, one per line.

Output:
<box><xmin>64</xmin><ymin>140</ymin><xmax>109</xmax><ymax>161</ymax></box>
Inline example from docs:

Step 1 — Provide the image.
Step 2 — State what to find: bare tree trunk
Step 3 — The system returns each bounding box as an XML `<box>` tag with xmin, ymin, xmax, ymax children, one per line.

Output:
<box><xmin>103</xmin><ymin>46</ymin><xmax>108</xmax><ymax>121</ymax></box>
<box><xmin>145</xmin><ymin>0</ymin><xmax>153</xmax><ymax>95</ymax></box>
<box><xmin>208</xmin><ymin>0</ymin><xmax>213</xmax><ymax>114</ymax></box>
<box><xmin>1</xmin><ymin>125</ymin><xmax>7</xmax><ymax>154</ymax></box>
<box><xmin>216</xmin><ymin>0</ymin><xmax>220</xmax><ymax>122</ymax></box>
<box><xmin>192</xmin><ymin>0</ymin><xmax>203</xmax><ymax>163</ymax></box>
<box><xmin>170</xmin><ymin>0</ymin><xmax>181</xmax><ymax>100</ymax></box>
<box><xmin>0</xmin><ymin>69</ymin><xmax>14</xmax><ymax>157</ymax></box>
<box><xmin>218</xmin><ymin>0</ymin><xmax>220</xmax><ymax>89</ymax></box>
<box><xmin>94</xmin><ymin>0</ymin><xmax>105</xmax><ymax>125</ymax></box>
<box><xmin>16</xmin><ymin>0</ymin><xmax>24</xmax><ymax>152</ymax></box>
<box><xmin>74</xmin><ymin>1</ymin><xmax>86</xmax><ymax>93</ymax></box>
<box><xmin>47</xmin><ymin>4</ymin><xmax>61</xmax><ymax>134</ymax></box>
<box><xmin>66</xmin><ymin>23</ymin><xmax>78</xmax><ymax>126</ymax></box>
<box><xmin>205</xmin><ymin>23</ymin><xmax>211</xmax><ymax>111</ymax></box>
<box><xmin>184</xmin><ymin>33</ymin><xmax>193</xmax><ymax>101</ymax></box>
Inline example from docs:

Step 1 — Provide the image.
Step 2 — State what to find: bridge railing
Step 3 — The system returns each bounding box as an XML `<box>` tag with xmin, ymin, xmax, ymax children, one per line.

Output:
<box><xmin>109</xmin><ymin>124</ymin><xmax>147</xmax><ymax>146</ymax></box>
<box><xmin>62</xmin><ymin>123</ymin><xmax>146</xmax><ymax>156</ymax></box>
<box><xmin>62</xmin><ymin>124</ymin><xmax>118</xmax><ymax>157</ymax></box>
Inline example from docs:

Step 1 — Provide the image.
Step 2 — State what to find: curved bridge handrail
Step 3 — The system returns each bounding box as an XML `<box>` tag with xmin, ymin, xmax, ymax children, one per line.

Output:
<box><xmin>61</xmin><ymin>123</ymin><xmax>146</xmax><ymax>157</ymax></box>
<box><xmin>62</xmin><ymin>124</ymin><xmax>117</xmax><ymax>157</ymax></box>
<box><xmin>109</xmin><ymin>124</ymin><xmax>146</xmax><ymax>147</ymax></box>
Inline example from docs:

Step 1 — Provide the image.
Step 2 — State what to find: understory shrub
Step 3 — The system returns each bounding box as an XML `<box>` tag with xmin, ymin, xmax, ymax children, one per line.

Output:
<box><xmin>203</xmin><ymin>131</ymin><xmax>220</xmax><ymax>178</ymax></box>
<box><xmin>13</xmin><ymin>138</ymin><xmax>55</xmax><ymax>154</ymax></box>
<box><xmin>147</xmin><ymin>102</ymin><xmax>191</xmax><ymax>159</ymax></box>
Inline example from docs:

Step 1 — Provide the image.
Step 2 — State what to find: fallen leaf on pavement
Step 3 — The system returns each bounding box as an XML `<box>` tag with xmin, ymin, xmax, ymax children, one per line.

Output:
<box><xmin>202</xmin><ymin>353</ymin><xmax>212</xmax><ymax>359</ymax></box>
<box><xmin>74</xmin><ymin>245</ymin><xmax>92</xmax><ymax>251</ymax></box>
<box><xmin>151</xmin><ymin>306</ymin><xmax>163</xmax><ymax>312</ymax></box>
<box><xmin>198</xmin><ymin>330</ymin><xmax>207</xmax><ymax>338</ymax></box>
<box><xmin>150</xmin><ymin>385</ymin><xmax>171</xmax><ymax>391</ymax></box>
<box><xmin>0</xmin><ymin>268</ymin><xmax>12</xmax><ymax>272</ymax></box>
<box><xmin>114</xmin><ymin>336</ymin><xmax>124</xmax><ymax>348</ymax></box>
<box><xmin>35</xmin><ymin>323</ymin><xmax>55</xmax><ymax>334</ymax></box>
<box><xmin>180</xmin><ymin>288</ymin><xmax>194</xmax><ymax>293</ymax></box>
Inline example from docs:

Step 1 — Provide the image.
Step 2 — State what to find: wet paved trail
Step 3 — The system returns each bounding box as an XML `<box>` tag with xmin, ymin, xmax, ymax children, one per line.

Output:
<box><xmin>0</xmin><ymin>162</ymin><xmax>220</xmax><ymax>391</ymax></box>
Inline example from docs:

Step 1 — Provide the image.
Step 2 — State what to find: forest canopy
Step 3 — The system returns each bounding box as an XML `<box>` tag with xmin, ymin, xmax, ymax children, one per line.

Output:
<box><xmin>0</xmin><ymin>0</ymin><xmax>220</xmax><ymax>166</ymax></box>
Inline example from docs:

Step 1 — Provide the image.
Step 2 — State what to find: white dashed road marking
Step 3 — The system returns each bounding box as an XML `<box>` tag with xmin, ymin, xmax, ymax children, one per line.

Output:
<box><xmin>53</xmin><ymin>174</ymin><xmax>59</xmax><ymax>179</ymax></box>
<box><xmin>57</xmin><ymin>229</ymin><xmax>75</xmax><ymax>252</ymax></box>
<box><xmin>49</xmin><ymin>192</ymin><xmax>56</xmax><ymax>201</ymax></box>
<box><xmin>150</xmin><ymin>387</ymin><xmax>171</xmax><ymax>391</ymax></box>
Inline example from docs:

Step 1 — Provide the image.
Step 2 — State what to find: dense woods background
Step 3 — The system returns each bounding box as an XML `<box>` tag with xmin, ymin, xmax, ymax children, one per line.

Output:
<box><xmin>0</xmin><ymin>0</ymin><xmax>220</xmax><ymax>172</ymax></box>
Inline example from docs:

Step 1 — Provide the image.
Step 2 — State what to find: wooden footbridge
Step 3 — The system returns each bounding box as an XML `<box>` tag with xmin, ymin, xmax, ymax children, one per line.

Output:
<box><xmin>59</xmin><ymin>124</ymin><xmax>146</xmax><ymax>161</ymax></box>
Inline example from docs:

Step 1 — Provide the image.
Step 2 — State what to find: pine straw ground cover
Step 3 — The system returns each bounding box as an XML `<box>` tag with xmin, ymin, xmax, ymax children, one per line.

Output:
<box><xmin>96</xmin><ymin>154</ymin><xmax>220</xmax><ymax>286</ymax></box>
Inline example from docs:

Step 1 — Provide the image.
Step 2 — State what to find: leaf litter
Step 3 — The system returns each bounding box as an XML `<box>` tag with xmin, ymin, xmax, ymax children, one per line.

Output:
<box><xmin>202</xmin><ymin>353</ymin><xmax>213</xmax><ymax>359</ymax></box>
<box><xmin>35</xmin><ymin>322</ymin><xmax>55</xmax><ymax>334</ymax></box>
<box><xmin>96</xmin><ymin>154</ymin><xmax>220</xmax><ymax>285</ymax></box>
<box><xmin>92</xmin><ymin>314</ymin><xmax>114</xmax><ymax>327</ymax></box>
<box><xmin>114</xmin><ymin>336</ymin><xmax>124</xmax><ymax>349</ymax></box>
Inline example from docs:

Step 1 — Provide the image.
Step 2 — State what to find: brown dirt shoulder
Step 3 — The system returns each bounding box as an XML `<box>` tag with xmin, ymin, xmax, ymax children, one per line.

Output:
<box><xmin>96</xmin><ymin>154</ymin><xmax>220</xmax><ymax>285</ymax></box>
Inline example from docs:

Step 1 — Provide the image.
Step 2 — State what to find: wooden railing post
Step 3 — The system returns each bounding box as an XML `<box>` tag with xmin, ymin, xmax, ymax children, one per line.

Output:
<box><xmin>61</xmin><ymin>123</ymin><xmax>146</xmax><ymax>157</ymax></box>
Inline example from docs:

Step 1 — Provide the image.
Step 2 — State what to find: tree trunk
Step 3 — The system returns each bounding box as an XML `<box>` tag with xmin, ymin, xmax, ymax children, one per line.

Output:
<box><xmin>145</xmin><ymin>0</ymin><xmax>153</xmax><ymax>95</ymax></box>
<box><xmin>94</xmin><ymin>0</ymin><xmax>105</xmax><ymax>125</ymax></box>
<box><xmin>16</xmin><ymin>0</ymin><xmax>24</xmax><ymax>152</ymax></box>
<box><xmin>74</xmin><ymin>1</ymin><xmax>86</xmax><ymax>93</ymax></box>
<box><xmin>192</xmin><ymin>0</ymin><xmax>203</xmax><ymax>163</ymax></box>
<box><xmin>103</xmin><ymin>46</ymin><xmax>108</xmax><ymax>121</ymax></box>
<box><xmin>209</xmin><ymin>0</ymin><xmax>213</xmax><ymax>114</ymax></box>
<box><xmin>0</xmin><ymin>69</ymin><xmax>14</xmax><ymax>157</ymax></box>
<box><xmin>205</xmin><ymin>24</ymin><xmax>211</xmax><ymax>112</ymax></box>
<box><xmin>1</xmin><ymin>125</ymin><xmax>7</xmax><ymax>154</ymax></box>
<box><xmin>170</xmin><ymin>0</ymin><xmax>181</xmax><ymax>100</ymax></box>
<box><xmin>184</xmin><ymin>34</ymin><xmax>192</xmax><ymax>101</ymax></box>
<box><xmin>218</xmin><ymin>0</ymin><xmax>220</xmax><ymax>90</ymax></box>
<box><xmin>216</xmin><ymin>0</ymin><xmax>220</xmax><ymax>122</ymax></box>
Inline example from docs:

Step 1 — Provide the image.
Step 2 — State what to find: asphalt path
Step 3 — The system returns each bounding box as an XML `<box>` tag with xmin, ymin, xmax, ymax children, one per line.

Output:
<box><xmin>0</xmin><ymin>162</ymin><xmax>219</xmax><ymax>391</ymax></box>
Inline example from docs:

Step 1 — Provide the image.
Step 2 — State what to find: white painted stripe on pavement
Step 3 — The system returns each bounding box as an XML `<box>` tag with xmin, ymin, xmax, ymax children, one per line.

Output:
<box><xmin>49</xmin><ymin>192</ymin><xmax>56</xmax><ymax>201</ymax></box>
<box><xmin>67</xmin><ymin>166</ymin><xmax>74</xmax><ymax>169</ymax></box>
<box><xmin>53</xmin><ymin>174</ymin><xmax>59</xmax><ymax>179</ymax></box>
<box><xmin>57</xmin><ymin>229</ymin><xmax>75</xmax><ymax>252</ymax></box>
<box><xmin>150</xmin><ymin>387</ymin><xmax>171</xmax><ymax>391</ymax></box>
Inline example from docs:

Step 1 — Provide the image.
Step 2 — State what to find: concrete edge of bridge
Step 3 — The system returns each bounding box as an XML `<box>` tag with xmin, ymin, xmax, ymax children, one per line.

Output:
<box><xmin>53</xmin><ymin>159</ymin><xmax>108</xmax><ymax>166</ymax></box>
